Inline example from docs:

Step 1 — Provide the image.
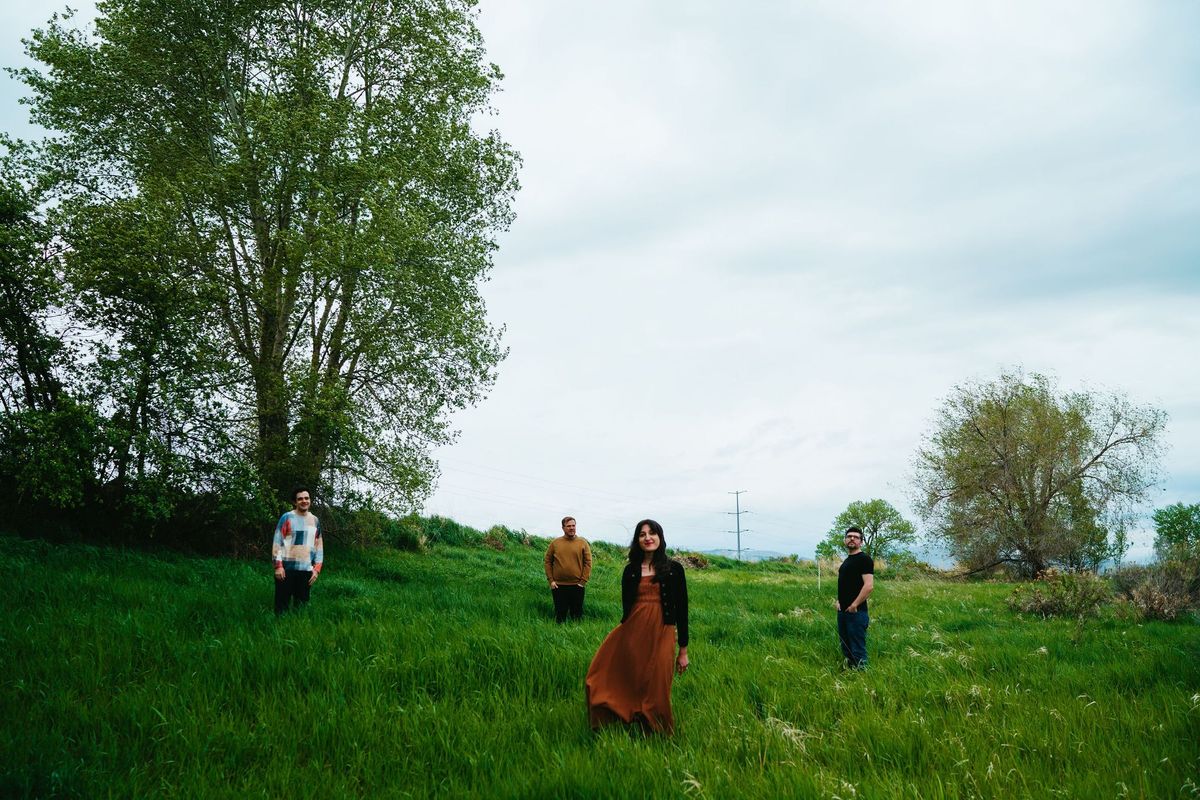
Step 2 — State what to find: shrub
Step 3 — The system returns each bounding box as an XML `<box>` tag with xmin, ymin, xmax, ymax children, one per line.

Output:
<box><xmin>384</xmin><ymin>515</ymin><xmax>427</xmax><ymax>552</ymax></box>
<box><xmin>1109</xmin><ymin>564</ymin><xmax>1154</xmax><ymax>600</ymax></box>
<box><xmin>423</xmin><ymin>515</ymin><xmax>484</xmax><ymax>547</ymax></box>
<box><xmin>1006</xmin><ymin>568</ymin><xmax>1111</xmax><ymax>618</ymax></box>
<box><xmin>317</xmin><ymin>506</ymin><xmax>427</xmax><ymax>552</ymax></box>
<box><xmin>590</xmin><ymin>541</ymin><xmax>624</xmax><ymax>563</ymax></box>
<box><xmin>816</xmin><ymin>557</ymin><xmax>842</xmax><ymax>577</ymax></box>
<box><xmin>1130</xmin><ymin>585</ymin><xmax>1190</xmax><ymax>621</ymax></box>
<box><xmin>876</xmin><ymin>551</ymin><xmax>942</xmax><ymax>580</ymax></box>
<box><xmin>482</xmin><ymin>526</ymin><xmax>508</xmax><ymax>551</ymax></box>
<box><xmin>0</xmin><ymin>402</ymin><xmax>100</xmax><ymax>513</ymax></box>
<box><xmin>1111</xmin><ymin>561</ymin><xmax>1200</xmax><ymax>621</ymax></box>
<box><xmin>208</xmin><ymin>458</ymin><xmax>275</xmax><ymax>545</ymax></box>
<box><xmin>498</xmin><ymin>524</ymin><xmax>533</xmax><ymax>546</ymax></box>
<box><xmin>676</xmin><ymin>552</ymin><xmax>710</xmax><ymax>570</ymax></box>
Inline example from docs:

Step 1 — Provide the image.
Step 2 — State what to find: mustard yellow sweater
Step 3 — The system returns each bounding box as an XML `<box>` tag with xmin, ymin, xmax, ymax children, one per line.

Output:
<box><xmin>544</xmin><ymin>536</ymin><xmax>592</xmax><ymax>585</ymax></box>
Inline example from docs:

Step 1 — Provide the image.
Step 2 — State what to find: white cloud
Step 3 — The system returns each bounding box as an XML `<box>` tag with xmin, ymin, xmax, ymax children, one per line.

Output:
<box><xmin>3</xmin><ymin>0</ymin><xmax>1195</xmax><ymax>561</ymax></box>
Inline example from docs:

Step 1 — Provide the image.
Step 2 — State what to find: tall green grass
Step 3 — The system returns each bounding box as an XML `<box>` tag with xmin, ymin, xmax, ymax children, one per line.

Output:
<box><xmin>3</xmin><ymin>535</ymin><xmax>1197</xmax><ymax>798</ymax></box>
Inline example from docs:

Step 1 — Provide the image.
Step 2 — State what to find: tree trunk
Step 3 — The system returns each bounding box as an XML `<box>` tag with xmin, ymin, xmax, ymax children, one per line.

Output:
<box><xmin>254</xmin><ymin>361</ymin><xmax>291</xmax><ymax>500</ymax></box>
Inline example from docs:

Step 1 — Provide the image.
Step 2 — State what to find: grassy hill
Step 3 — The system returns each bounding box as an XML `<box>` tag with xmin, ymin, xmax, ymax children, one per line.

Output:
<box><xmin>3</xmin><ymin>532</ymin><xmax>1197</xmax><ymax>798</ymax></box>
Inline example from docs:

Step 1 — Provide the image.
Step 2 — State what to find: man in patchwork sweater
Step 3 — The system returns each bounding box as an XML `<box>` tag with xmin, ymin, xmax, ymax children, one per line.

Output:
<box><xmin>272</xmin><ymin>486</ymin><xmax>324</xmax><ymax>614</ymax></box>
<box><xmin>544</xmin><ymin>516</ymin><xmax>592</xmax><ymax>623</ymax></box>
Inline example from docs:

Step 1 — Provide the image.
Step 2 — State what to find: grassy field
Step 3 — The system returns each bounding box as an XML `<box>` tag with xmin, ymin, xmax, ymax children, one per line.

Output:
<box><xmin>3</xmin><ymin>534</ymin><xmax>1198</xmax><ymax>799</ymax></box>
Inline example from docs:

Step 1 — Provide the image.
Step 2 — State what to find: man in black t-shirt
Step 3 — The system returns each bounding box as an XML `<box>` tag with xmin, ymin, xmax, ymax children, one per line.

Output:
<box><xmin>836</xmin><ymin>526</ymin><xmax>874</xmax><ymax>669</ymax></box>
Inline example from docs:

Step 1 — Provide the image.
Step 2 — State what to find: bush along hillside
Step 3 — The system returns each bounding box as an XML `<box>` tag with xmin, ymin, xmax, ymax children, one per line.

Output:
<box><xmin>3</xmin><ymin>528</ymin><xmax>1198</xmax><ymax>799</ymax></box>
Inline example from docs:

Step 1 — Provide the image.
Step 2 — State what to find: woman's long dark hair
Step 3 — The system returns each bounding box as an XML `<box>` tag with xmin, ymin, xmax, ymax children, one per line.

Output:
<box><xmin>628</xmin><ymin>518</ymin><xmax>672</xmax><ymax>580</ymax></box>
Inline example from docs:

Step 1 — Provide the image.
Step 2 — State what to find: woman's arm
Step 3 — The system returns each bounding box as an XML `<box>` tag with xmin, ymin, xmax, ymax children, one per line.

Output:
<box><xmin>675</xmin><ymin>563</ymin><xmax>688</xmax><ymax>647</ymax></box>
<box><xmin>675</xmin><ymin>564</ymin><xmax>689</xmax><ymax>673</ymax></box>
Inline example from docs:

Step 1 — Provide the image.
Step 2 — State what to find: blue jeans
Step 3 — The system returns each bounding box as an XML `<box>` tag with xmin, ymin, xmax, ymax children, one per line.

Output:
<box><xmin>837</xmin><ymin>610</ymin><xmax>869</xmax><ymax>668</ymax></box>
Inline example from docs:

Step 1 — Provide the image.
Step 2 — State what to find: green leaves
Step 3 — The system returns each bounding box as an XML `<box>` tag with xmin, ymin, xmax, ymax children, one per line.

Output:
<box><xmin>816</xmin><ymin>498</ymin><xmax>917</xmax><ymax>560</ymax></box>
<box><xmin>14</xmin><ymin>0</ymin><xmax>520</xmax><ymax>526</ymax></box>
<box><xmin>914</xmin><ymin>370</ymin><xmax>1167</xmax><ymax>576</ymax></box>
<box><xmin>1152</xmin><ymin>502</ymin><xmax>1200</xmax><ymax>560</ymax></box>
<box><xmin>0</xmin><ymin>173</ymin><xmax>66</xmax><ymax>414</ymax></box>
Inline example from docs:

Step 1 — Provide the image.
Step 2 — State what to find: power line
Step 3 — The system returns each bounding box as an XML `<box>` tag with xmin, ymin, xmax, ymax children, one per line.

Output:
<box><xmin>431</xmin><ymin>458</ymin><xmax>830</xmax><ymax>552</ymax></box>
<box><xmin>726</xmin><ymin>490</ymin><xmax>751</xmax><ymax>560</ymax></box>
<box><xmin>442</xmin><ymin>459</ymin><xmax>829</xmax><ymax>542</ymax></box>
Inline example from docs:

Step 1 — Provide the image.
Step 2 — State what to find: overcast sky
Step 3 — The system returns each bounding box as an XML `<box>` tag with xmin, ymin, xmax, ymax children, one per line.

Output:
<box><xmin>4</xmin><ymin>1</ymin><xmax>1198</xmax><ymax>561</ymax></box>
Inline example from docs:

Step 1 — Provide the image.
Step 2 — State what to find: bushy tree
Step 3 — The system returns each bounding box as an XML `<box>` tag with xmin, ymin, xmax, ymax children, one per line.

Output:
<box><xmin>0</xmin><ymin>166</ymin><xmax>101</xmax><ymax>519</ymax></box>
<box><xmin>1153</xmin><ymin>502</ymin><xmax>1200</xmax><ymax>561</ymax></box>
<box><xmin>913</xmin><ymin>370</ymin><xmax>1165</xmax><ymax>576</ymax></box>
<box><xmin>0</xmin><ymin>167</ymin><xmax>65</xmax><ymax>416</ymax></box>
<box><xmin>815</xmin><ymin>498</ymin><xmax>916</xmax><ymax>560</ymax></box>
<box><xmin>1056</xmin><ymin>477</ymin><xmax>1128</xmax><ymax>572</ymax></box>
<box><xmin>13</xmin><ymin>0</ymin><xmax>520</xmax><ymax>522</ymax></box>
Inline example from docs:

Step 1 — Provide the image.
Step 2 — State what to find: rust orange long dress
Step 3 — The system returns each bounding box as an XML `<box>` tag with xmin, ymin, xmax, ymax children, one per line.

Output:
<box><xmin>585</xmin><ymin>576</ymin><xmax>677</xmax><ymax>733</ymax></box>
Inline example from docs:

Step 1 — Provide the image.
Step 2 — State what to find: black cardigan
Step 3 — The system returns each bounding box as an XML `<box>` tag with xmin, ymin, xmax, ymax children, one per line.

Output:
<box><xmin>620</xmin><ymin>560</ymin><xmax>689</xmax><ymax>647</ymax></box>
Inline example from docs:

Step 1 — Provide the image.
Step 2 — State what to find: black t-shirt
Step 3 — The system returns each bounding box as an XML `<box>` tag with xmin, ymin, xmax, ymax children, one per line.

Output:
<box><xmin>837</xmin><ymin>551</ymin><xmax>874</xmax><ymax>613</ymax></box>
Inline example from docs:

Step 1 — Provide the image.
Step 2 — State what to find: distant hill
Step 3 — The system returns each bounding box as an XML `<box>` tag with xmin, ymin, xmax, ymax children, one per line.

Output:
<box><xmin>699</xmin><ymin>548</ymin><xmax>787</xmax><ymax>563</ymax></box>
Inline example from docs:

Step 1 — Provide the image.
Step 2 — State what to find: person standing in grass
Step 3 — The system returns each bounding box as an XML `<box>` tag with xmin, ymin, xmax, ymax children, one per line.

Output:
<box><xmin>544</xmin><ymin>516</ymin><xmax>592</xmax><ymax>623</ymax></box>
<box><xmin>272</xmin><ymin>486</ymin><xmax>323</xmax><ymax>615</ymax></box>
<box><xmin>586</xmin><ymin>519</ymin><xmax>689</xmax><ymax>735</ymax></box>
<box><xmin>836</xmin><ymin>525</ymin><xmax>874</xmax><ymax>669</ymax></box>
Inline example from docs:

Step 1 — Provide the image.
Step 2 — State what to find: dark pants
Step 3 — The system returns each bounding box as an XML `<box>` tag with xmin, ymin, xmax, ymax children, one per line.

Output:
<box><xmin>837</xmin><ymin>610</ymin><xmax>869</xmax><ymax>668</ymax></box>
<box><xmin>552</xmin><ymin>584</ymin><xmax>585</xmax><ymax>623</ymax></box>
<box><xmin>275</xmin><ymin>569</ymin><xmax>312</xmax><ymax>615</ymax></box>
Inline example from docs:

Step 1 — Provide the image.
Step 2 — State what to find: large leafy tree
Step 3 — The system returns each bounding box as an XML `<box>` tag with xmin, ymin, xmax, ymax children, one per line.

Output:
<box><xmin>0</xmin><ymin>164</ymin><xmax>101</xmax><ymax>514</ymax></box>
<box><xmin>63</xmin><ymin>195</ymin><xmax>255</xmax><ymax>532</ymax></box>
<box><xmin>0</xmin><ymin>168</ymin><xmax>64</xmax><ymax>415</ymax></box>
<box><xmin>1055</xmin><ymin>475</ymin><xmax>1128</xmax><ymax>572</ymax></box>
<box><xmin>16</xmin><ymin>0</ymin><xmax>519</xmax><ymax>510</ymax></box>
<box><xmin>1153</xmin><ymin>502</ymin><xmax>1200</xmax><ymax>561</ymax></box>
<box><xmin>913</xmin><ymin>371</ymin><xmax>1165</xmax><ymax>575</ymax></box>
<box><xmin>815</xmin><ymin>498</ymin><xmax>916</xmax><ymax>560</ymax></box>
<box><xmin>2</xmin><ymin>142</ymin><xmax>269</xmax><ymax>536</ymax></box>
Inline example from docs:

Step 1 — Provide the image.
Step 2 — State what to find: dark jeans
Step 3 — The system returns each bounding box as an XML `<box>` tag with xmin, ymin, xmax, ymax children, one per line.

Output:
<box><xmin>275</xmin><ymin>569</ymin><xmax>312</xmax><ymax>615</ymax></box>
<box><xmin>837</xmin><ymin>610</ymin><xmax>869</xmax><ymax>668</ymax></box>
<box><xmin>552</xmin><ymin>584</ymin><xmax>585</xmax><ymax>623</ymax></box>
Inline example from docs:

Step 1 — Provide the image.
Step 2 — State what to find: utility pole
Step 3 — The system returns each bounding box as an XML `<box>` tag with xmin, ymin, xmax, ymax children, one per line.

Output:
<box><xmin>726</xmin><ymin>490</ymin><xmax>751</xmax><ymax>560</ymax></box>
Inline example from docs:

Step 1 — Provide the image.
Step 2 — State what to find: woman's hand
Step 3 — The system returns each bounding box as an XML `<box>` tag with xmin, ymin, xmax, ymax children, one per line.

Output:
<box><xmin>676</xmin><ymin>648</ymin><xmax>689</xmax><ymax>675</ymax></box>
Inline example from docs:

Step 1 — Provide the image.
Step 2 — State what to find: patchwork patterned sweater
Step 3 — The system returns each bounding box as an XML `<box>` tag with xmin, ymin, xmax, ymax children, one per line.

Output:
<box><xmin>272</xmin><ymin>511</ymin><xmax>324</xmax><ymax>573</ymax></box>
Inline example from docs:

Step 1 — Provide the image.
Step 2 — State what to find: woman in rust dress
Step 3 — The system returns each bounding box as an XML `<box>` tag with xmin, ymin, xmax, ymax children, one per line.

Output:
<box><xmin>586</xmin><ymin>519</ymin><xmax>689</xmax><ymax>734</ymax></box>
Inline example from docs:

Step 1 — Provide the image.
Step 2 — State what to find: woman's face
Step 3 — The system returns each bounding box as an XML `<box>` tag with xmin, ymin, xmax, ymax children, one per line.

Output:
<box><xmin>637</xmin><ymin>524</ymin><xmax>659</xmax><ymax>553</ymax></box>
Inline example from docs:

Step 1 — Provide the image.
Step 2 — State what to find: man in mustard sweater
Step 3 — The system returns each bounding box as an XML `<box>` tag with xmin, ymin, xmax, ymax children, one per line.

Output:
<box><xmin>544</xmin><ymin>516</ymin><xmax>592</xmax><ymax>623</ymax></box>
